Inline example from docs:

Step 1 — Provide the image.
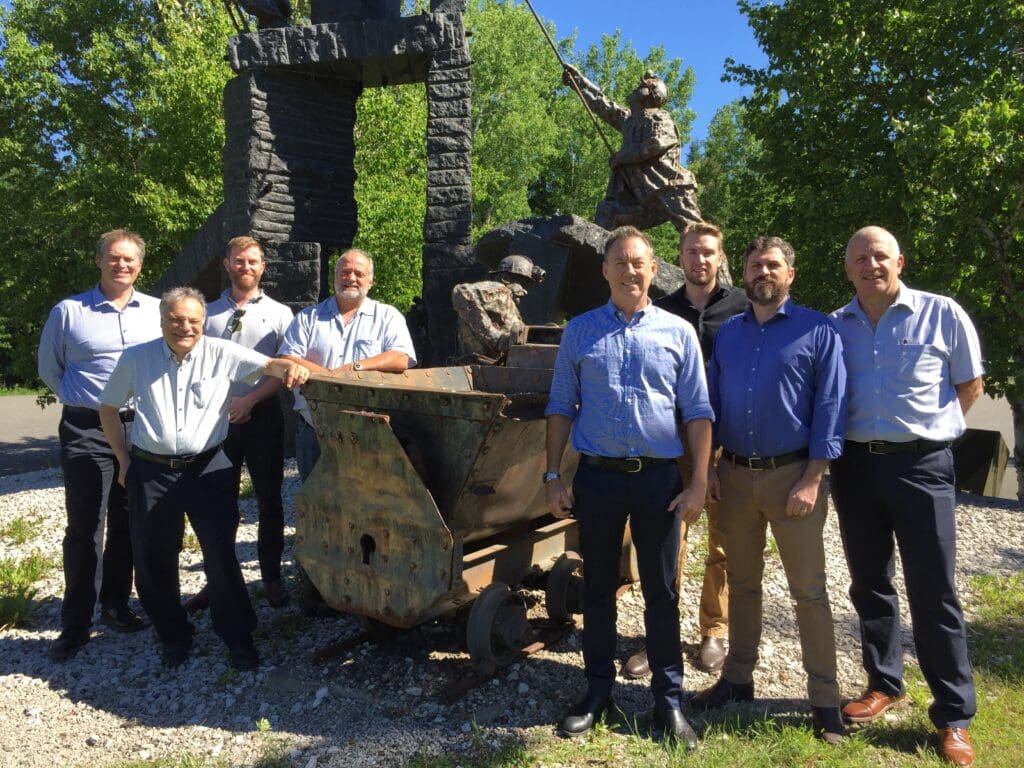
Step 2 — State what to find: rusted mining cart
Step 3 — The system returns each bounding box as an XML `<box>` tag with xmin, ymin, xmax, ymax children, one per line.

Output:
<box><xmin>294</xmin><ymin>361</ymin><xmax>588</xmax><ymax>670</ymax></box>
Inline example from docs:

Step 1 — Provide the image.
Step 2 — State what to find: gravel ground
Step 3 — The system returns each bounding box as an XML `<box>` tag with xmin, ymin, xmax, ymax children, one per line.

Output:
<box><xmin>1</xmin><ymin>464</ymin><xmax>1022</xmax><ymax>768</ymax></box>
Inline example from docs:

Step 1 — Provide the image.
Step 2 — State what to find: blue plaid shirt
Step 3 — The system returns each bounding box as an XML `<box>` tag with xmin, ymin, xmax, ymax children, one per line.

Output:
<box><xmin>546</xmin><ymin>301</ymin><xmax>713</xmax><ymax>459</ymax></box>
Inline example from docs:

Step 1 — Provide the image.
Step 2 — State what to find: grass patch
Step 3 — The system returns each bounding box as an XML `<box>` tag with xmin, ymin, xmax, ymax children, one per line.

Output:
<box><xmin>0</xmin><ymin>386</ymin><xmax>46</xmax><ymax>397</ymax></box>
<box><xmin>0</xmin><ymin>550</ymin><xmax>53</xmax><ymax>629</ymax></box>
<box><xmin>0</xmin><ymin>514</ymin><xmax>44</xmax><ymax>545</ymax></box>
<box><xmin>239</xmin><ymin>473</ymin><xmax>255</xmax><ymax>501</ymax></box>
<box><xmin>182</xmin><ymin>522</ymin><xmax>201</xmax><ymax>554</ymax></box>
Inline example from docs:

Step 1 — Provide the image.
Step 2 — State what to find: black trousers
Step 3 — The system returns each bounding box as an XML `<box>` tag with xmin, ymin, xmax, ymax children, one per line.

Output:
<box><xmin>831</xmin><ymin>442</ymin><xmax>976</xmax><ymax>729</ymax></box>
<box><xmin>127</xmin><ymin>448</ymin><xmax>256</xmax><ymax>649</ymax></box>
<box><xmin>57</xmin><ymin>407</ymin><xmax>133</xmax><ymax>632</ymax></box>
<box><xmin>222</xmin><ymin>398</ymin><xmax>285</xmax><ymax>583</ymax></box>
<box><xmin>572</xmin><ymin>460</ymin><xmax>684</xmax><ymax>712</ymax></box>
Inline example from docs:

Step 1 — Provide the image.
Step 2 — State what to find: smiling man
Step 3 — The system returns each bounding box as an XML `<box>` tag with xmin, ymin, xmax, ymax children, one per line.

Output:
<box><xmin>38</xmin><ymin>229</ymin><xmax>162</xmax><ymax>662</ymax></box>
<box><xmin>545</xmin><ymin>226</ymin><xmax>712</xmax><ymax>748</ymax></box>
<box><xmin>98</xmin><ymin>287</ymin><xmax>309</xmax><ymax>671</ymax></box>
<box><xmin>278</xmin><ymin>248</ymin><xmax>417</xmax><ymax>482</ymax></box>
<box><xmin>191</xmin><ymin>236</ymin><xmax>296</xmax><ymax>611</ymax></box>
<box><xmin>830</xmin><ymin>226</ymin><xmax>983</xmax><ymax>766</ymax></box>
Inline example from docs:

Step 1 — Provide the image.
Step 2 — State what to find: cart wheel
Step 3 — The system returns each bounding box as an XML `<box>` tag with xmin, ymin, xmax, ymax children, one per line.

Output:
<box><xmin>546</xmin><ymin>551</ymin><xmax>584</xmax><ymax>623</ymax></box>
<box><xmin>466</xmin><ymin>582</ymin><xmax>529</xmax><ymax>671</ymax></box>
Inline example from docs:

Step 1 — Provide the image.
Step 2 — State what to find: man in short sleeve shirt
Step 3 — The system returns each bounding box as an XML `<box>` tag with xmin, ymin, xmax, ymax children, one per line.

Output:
<box><xmin>37</xmin><ymin>229</ymin><xmax>161</xmax><ymax>661</ymax></box>
<box><xmin>278</xmin><ymin>249</ymin><xmax>417</xmax><ymax>481</ymax></box>
<box><xmin>99</xmin><ymin>287</ymin><xmax>309</xmax><ymax>670</ymax></box>
<box><xmin>830</xmin><ymin>226</ymin><xmax>983</xmax><ymax>767</ymax></box>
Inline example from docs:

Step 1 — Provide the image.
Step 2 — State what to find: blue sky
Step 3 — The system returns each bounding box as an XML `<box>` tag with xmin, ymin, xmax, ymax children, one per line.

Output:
<box><xmin>534</xmin><ymin>0</ymin><xmax>767</xmax><ymax>149</ymax></box>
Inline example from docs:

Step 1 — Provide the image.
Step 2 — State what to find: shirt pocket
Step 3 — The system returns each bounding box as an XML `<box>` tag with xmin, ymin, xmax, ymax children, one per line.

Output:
<box><xmin>354</xmin><ymin>338</ymin><xmax>382</xmax><ymax>359</ymax></box>
<box><xmin>190</xmin><ymin>377</ymin><xmax>230</xmax><ymax>410</ymax></box>
<box><xmin>896</xmin><ymin>343</ymin><xmax>945</xmax><ymax>385</ymax></box>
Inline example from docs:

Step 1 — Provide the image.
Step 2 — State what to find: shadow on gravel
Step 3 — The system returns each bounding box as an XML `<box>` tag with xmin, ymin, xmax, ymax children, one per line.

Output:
<box><xmin>0</xmin><ymin>437</ymin><xmax>60</xmax><ymax>477</ymax></box>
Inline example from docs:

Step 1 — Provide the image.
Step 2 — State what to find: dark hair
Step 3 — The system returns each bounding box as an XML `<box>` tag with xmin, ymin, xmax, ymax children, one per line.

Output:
<box><xmin>604</xmin><ymin>226</ymin><xmax>653</xmax><ymax>260</ymax></box>
<box><xmin>743</xmin><ymin>236</ymin><xmax>795</xmax><ymax>267</ymax></box>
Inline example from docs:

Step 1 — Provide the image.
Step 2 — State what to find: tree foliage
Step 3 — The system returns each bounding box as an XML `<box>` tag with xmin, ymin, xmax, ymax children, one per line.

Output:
<box><xmin>725</xmin><ymin>0</ymin><xmax>1024</xmax><ymax>401</ymax></box>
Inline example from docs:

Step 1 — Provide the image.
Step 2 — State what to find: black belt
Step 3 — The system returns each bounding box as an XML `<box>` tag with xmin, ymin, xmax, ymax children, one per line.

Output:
<box><xmin>131</xmin><ymin>444</ymin><xmax>220</xmax><ymax>470</ymax></box>
<box><xmin>722</xmin><ymin>448</ymin><xmax>808</xmax><ymax>471</ymax></box>
<box><xmin>63</xmin><ymin>405</ymin><xmax>135</xmax><ymax>424</ymax></box>
<box><xmin>580</xmin><ymin>454</ymin><xmax>676</xmax><ymax>473</ymax></box>
<box><xmin>848</xmin><ymin>439</ymin><xmax>952</xmax><ymax>455</ymax></box>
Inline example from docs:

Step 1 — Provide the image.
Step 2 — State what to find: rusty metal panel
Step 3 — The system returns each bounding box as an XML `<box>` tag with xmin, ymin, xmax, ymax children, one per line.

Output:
<box><xmin>523</xmin><ymin>325</ymin><xmax>564</xmax><ymax>345</ymax></box>
<box><xmin>505</xmin><ymin>344</ymin><xmax>559</xmax><ymax>370</ymax></box>
<box><xmin>294</xmin><ymin>409</ymin><xmax>455</xmax><ymax>628</ymax></box>
<box><xmin>467</xmin><ymin>365</ymin><xmax>553</xmax><ymax>395</ymax></box>
<box><xmin>306</xmin><ymin>366</ymin><xmax>475</xmax><ymax>392</ymax></box>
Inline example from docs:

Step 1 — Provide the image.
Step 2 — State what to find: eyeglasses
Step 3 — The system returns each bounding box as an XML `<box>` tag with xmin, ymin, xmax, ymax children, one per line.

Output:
<box><xmin>227</xmin><ymin>308</ymin><xmax>246</xmax><ymax>334</ymax></box>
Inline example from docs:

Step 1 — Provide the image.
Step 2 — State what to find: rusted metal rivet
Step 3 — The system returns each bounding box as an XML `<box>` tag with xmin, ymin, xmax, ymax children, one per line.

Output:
<box><xmin>343</xmin><ymin>577</ymin><xmax>350</xmax><ymax>585</ymax></box>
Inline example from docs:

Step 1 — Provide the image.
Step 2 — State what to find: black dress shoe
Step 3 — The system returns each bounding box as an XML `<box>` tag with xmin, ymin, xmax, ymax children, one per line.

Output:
<box><xmin>48</xmin><ymin>630</ymin><xmax>90</xmax><ymax>662</ymax></box>
<box><xmin>689</xmin><ymin>676</ymin><xmax>755</xmax><ymax>711</ymax></box>
<box><xmin>623</xmin><ymin>647</ymin><xmax>651</xmax><ymax>679</ymax></box>
<box><xmin>228</xmin><ymin>643</ymin><xmax>260</xmax><ymax>671</ymax></box>
<box><xmin>161</xmin><ymin>637</ymin><xmax>193</xmax><ymax>669</ymax></box>
<box><xmin>100</xmin><ymin>606</ymin><xmax>147</xmax><ymax>633</ymax></box>
<box><xmin>558</xmin><ymin>694</ymin><xmax>614</xmax><ymax>736</ymax></box>
<box><xmin>697</xmin><ymin>636</ymin><xmax>726</xmax><ymax>673</ymax></box>
<box><xmin>811</xmin><ymin>706</ymin><xmax>845</xmax><ymax>745</ymax></box>
<box><xmin>183</xmin><ymin>586</ymin><xmax>210</xmax><ymax>614</ymax></box>
<box><xmin>652</xmin><ymin>706</ymin><xmax>698</xmax><ymax>750</ymax></box>
<box><xmin>263</xmin><ymin>580</ymin><xmax>290</xmax><ymax>608</ymax></box>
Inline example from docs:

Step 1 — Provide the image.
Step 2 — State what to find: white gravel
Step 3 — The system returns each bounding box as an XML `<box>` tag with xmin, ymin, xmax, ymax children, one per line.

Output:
<box><xmin>0</xmin><ymin>465</ymin><xmax>1021</xmax><ymax>768</ymax></box>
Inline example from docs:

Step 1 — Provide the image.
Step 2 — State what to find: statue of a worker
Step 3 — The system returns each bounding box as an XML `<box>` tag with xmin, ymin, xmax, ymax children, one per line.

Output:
<box><xmin>563</xmin><ymin>65</ymin><xmax>702</xmax><ymax>234</ymax></box>
<box><xmin>452</xmin><ymin>255</ymin><xmax>546</xmax><ymax>364</ymax></box>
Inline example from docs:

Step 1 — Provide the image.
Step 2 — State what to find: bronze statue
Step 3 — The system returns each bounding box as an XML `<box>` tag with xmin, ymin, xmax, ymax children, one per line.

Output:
<box><xmin>452</xmin><ymin>255</ymin><xmax>546</xmax><ymax>364</ymax></box>
<box><xmin>563</xmin><ymin>65</ymin><xmax>702</xmax><ymax>234</ymax></box>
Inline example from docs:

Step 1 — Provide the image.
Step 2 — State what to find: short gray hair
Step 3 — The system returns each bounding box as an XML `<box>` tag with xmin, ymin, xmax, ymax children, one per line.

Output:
<box><xmin>97</xmin><ymin>229</ymin><xmax>146</xmax><ymax>262</ymax></box>
<box><xmin>160</xmin><ymin>286</ymin><xmax>206</xmax><ymax>318</ymax></box>
<box><xmin>604</xmin><ymin>226</ymin><xmax>653</xmax><ymax>260</ymax></box>
<box><xmin>335</xmin><ymin>248</ymin><xmax>375</xmax><ymax>279</ymax></box>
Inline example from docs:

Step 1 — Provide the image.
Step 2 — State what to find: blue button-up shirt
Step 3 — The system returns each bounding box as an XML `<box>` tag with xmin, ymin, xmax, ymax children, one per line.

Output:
<box><xmin>37</xmin><ymin>286</ymin><xmax>162</xmax><ymax>409</ymax></box>
<box><xmin>830</xmin><ymin>283</ymin><xmax>984</xmax><ymax>443</ymax></box>
<box><xmin>709</xmin><ymin>299</ymin><xmax>846</xmax><ymax>460</ymax></box>
<box><xmin>278</xmin><ymin>296</ymin><xmax>417</xmax><ymax>424</ymax></box>
<box><xmin>545</xmin><ymin>301</ymin><xmax>713</xmax><ymax>459</ymax></box>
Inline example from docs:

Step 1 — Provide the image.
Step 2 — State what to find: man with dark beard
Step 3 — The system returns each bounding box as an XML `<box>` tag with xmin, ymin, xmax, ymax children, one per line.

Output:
<box><xmin>690</xmin><ymin>236</ymin><xmax>848</xmax><ymax>745</ymax></box>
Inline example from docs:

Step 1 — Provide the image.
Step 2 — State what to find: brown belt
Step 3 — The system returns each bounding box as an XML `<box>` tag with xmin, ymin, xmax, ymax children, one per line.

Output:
<box><xmin>721</xmin><ymin>448</ymin><xmax>808</xmax><ymax>471</ymax></box>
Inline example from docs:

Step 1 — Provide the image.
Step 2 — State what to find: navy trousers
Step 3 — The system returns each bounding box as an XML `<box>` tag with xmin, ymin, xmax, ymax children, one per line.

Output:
<box><xmin>58</xmin><ymin>408</ymin><xmax>134</xmax><ymax>632</ymax></box>
<box><xmin>572</xmin><ymin>460</ymin><xmax>684</xmax><ymax>712</ymax></box>
<box><xmin>127</xmin><ymin>448</ymin><xmax>256</xmax><ymax>650</ymax></box>
<box><xmin>222</xmin><ymin>398</ymin><xmax>285</xmax><ymax>583</ymax></box>
<box><xmin>831</xmin><ymin>442</ymin><xmax>976</xmax><ymax>729</ymax></box>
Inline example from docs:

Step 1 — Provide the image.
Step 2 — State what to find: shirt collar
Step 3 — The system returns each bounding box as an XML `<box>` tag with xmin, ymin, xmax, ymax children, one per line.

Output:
<box><xmin>163</xmin><ymin>335</ymin><xmax>203</xmax><ymax>364</ymax></box>
<box><xmin>839</xmin><ymin>281</ymin><xmax>915</xmax><ymax>321</ymax></box>
<box><xmin>220</xmin><ymin>288</ymin><xmax>264</xmax><ymax>308</ymax></box>
<box><xmin>741</xmin><ymin>296</ymin><xmax>794</xmax><ymax>323</ymax></box>
<box><xmin>604</xmin><ymin>298</ymin><xmax>652</xmax><ymax>324</ymax></box>
<box><xmin>91</xmin><ymin>285</ymin><xmax>140</xmax><ymax>310</ymax></box>
<box><xmin>321</xmin><ymin>296</ymin><xmax>377</xmax><ymax>320</ymax></box>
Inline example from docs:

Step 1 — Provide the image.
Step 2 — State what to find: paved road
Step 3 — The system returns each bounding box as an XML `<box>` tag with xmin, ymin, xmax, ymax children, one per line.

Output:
<box><xmin>0</xmin><ymin>392</ymin><xmax>1019</xmax><ymax>497</ymax></box>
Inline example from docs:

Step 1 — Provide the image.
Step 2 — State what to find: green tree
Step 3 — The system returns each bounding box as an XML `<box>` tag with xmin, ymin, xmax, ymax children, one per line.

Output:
<box><xmin>728</xmin><ymin>0</ymin><xmax>1024</xmax><ymax>493</ymax></box>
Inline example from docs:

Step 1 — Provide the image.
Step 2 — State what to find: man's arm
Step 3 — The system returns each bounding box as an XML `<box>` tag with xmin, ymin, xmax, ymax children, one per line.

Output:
<box><xmin>263</xmin><ymin>358</ymin><xmax>311</xmax><ymax>388</ymax></box>
<box><xmin>228</xmin><ymin>377</ymin><xmax>284</xmax><ymax>425</ymax></box>
<box><xmin>37</xmin><ymin>304</ymin><xmax>66</xmax><ymax>395</ymax></box>
<box><xmin>668</xmin><ymin>418</ymin><xmax>711</xmax><ymax>523</ymax></box>
<box><xmin>99</xmin><ymin>405</ymin><xmax>131</xmax><ymax>487</ymax></box>
<box><xmin>785</xmin><ymin>458</ymin><xmax>829</xmax><ymax>518</ymax></box>
<box><xmin>956</xmin><ymin>376</ymin><xmax>983</xmax><ymax>415</ymax></box>
<box><xmin>333</xmin><ymin>350</ymin><xmax>410</xmax><ymax>374</ymax></box>
<box><xmin>545</xmin><ymin>414</ymin><xmax>574</xmax><ymax>519</ymax></box>
<box><xmin>561</xmin><ymin>64</ymin><xmax>627</xmax><ymax>131</ymax></box>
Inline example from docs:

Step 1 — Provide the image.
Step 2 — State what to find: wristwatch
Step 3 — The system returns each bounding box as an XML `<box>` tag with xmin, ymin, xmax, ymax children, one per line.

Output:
<box><xmin>542</xmin><ymin>471</ymin><xmax>561</xmax><ymax>484</ymax></box>
<box><xmin>352</xmin><ymin>360</ymin><xmax>363</xmax><ymax>371</ymax></box>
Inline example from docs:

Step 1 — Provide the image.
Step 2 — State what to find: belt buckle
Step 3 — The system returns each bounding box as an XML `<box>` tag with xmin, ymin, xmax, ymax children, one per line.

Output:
<box><xmin>168</xmin><ymin>457</ymin><xmax>187</xmax><ymax>470</ymax></box>
<box><xmin>867</xmin><ymin>441</ymin><xmax>885</xmax><ymax>455</ymax></box>
<box><xmin>624</xmin><ymin>457</ymin><xmax>643</xmax><ymax>473</ymax></box>
<box><xmin>748</xmin><ymin>457</ymin><xmax>768</xmax><ymax>471</ymax></box>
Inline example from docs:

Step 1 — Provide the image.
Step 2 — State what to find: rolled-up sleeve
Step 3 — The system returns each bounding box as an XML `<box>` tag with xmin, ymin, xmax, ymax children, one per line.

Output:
<box><xmin>675</xmin><ymin>325</ymin><xmax>714</xmax><ymax>424</ymax></box>
<box><xmin>380</xmin><ymin>306</ymin><xmax>418</xmax><ymax>368</ymax></box>
<box><xmin>949</xmin><ymin>301</ymin><xmax>985</xmax><ymax>385</ymax></box>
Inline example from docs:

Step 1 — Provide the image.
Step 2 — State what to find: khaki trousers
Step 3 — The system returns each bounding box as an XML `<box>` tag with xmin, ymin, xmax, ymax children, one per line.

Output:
<box><xmin>717</xmin><ymin>458</ymin><xmax>840</xmax><ymax>707</ymax></box>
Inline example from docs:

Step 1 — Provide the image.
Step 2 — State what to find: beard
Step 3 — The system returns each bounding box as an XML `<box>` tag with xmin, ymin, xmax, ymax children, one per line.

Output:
<box><xmin>746</xmin><ymin>277</ymin><xmax>788</xmax><ymax>306</ymax></box>
<box><xmin>685</xmin><ymin>268</ymin><xmax>715</xmax><ymax>287</ymax></box>
<box><xmin>337</xmin><ymin>285</ymin><xmax>368</xmax><ymax>301</ymax></box>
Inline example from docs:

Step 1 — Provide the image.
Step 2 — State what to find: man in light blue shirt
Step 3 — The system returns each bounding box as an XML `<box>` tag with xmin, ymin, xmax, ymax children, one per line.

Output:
<box><xmin>194</xmin><ymin>236</ymin><xmax>295</xmax><ymax>611</ymax></box>
<box><xmin>100</xmin><ymin>287</ymin><xmax>309</xmax><ymax>671</ymax></box>
<box><xmin>692</xmin><ymin>236</ymin><xmax>847</xmax><ymax>745</ymax></box>
<box><xmin>830</xmin><ymin>226</ymin><xmax>983</xmax><ymax>767</ymax></box>
<box><xmin>37</xmin><ymin>229</ymin><xmax>161</xmax><ymax>662</ymax></box>
<box><xmin>278</xmin><ymin>249</ymin><xmax>417</xmax><ymax>481</ymax></box>
<box><xmin>545</xmin><ymin>226</ymin><xmax>712</xmax><ymax>749</ymax></box>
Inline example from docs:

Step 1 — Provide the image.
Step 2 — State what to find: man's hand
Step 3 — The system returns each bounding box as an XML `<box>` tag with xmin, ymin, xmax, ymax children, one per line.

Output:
<box><xmin>280</xmin><ymin>363</ymin><xmax>310</xmax><ymax>389</ymax></box>
<box><xmin>707</xmin><ymin>465</ymin><xmax>721</xmax><ymax>501</ymax></box>
<box><xmin>669</xmin><ymin>482</ymin><xmax>706</xmax><ymax>525</ymax></box>
<box><xmin>785</xmin><ymin>476</ymin><xmax>819</xmax><ymax>517</ymax></box>
<box><xmin>331</xmin><ymin>362</ymin><xmax>354</xmax><ymax>374</ymax></box>
<box><xmin>228</xmin><ymin>395</ymin><xmax>255</xmax><ymax>425</ymax></box>
<box><xmin>562</xmin><ymin>64</ymin><xmax>581</xmax><ymax>87</ymax></box>
<box><xmin>116</xmin><ymin>457</ymin><xmax>130</xmax><ymax>488</ymax></box>
<box><xmin>546</xmin><ymin>479</ymin><xmax>574</xmax><ymax>519</ymax></box>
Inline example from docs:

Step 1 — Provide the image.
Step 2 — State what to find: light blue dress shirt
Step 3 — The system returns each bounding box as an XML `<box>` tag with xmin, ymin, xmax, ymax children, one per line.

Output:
<box><xmin>545</xmin><ymin>300</ymin><xmax>713</xmax><ymax>459</ymax></box>
<box><xmin>278</xmin><ymin>296</ymin><xmax>417</xmax><ymax>424</ymax></box>
<box><xmin>205</xmin><ymin>290</ymin><xmax>293</xmax><ymax>398</ymax></box>
<box><xmin>709</xmin><ymin>299</ymin><xmax>846</xmax><ymax>460</ymax></box>
<box><xmin>830</xmin><ymin>283</ymin><xmax>984</xmax><ymax>443</ymax></box>
<box><xmin>101</xmin><ymin>336</ymin><xmax>269</xmax><ymax>455</ymax></box>
<box><xmin>37</xmin><ymin>286</ymin><xmax>161</xmax><ymax>410</ymax></box>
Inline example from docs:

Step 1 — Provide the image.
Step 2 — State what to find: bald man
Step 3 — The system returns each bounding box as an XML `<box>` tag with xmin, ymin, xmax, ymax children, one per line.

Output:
<box><xmin>829</xmin><ymin>226</ymin><xmax>983</xmax><ymax>767</ymax></box>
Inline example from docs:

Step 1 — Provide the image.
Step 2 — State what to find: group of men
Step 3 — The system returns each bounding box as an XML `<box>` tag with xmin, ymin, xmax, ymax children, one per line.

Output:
<box><xmin>39</xmin><ymin>231</ymin><xmax>414</xmax><ymax>671</ymax></box>
<box><xmin>545</xmin><ymin>223</ymin><xmax>980</xmax><ymax>766</ymax></box>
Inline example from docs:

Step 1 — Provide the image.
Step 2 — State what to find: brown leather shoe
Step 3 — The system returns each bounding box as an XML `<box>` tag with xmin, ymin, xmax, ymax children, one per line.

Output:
<box><xmin>183</xmin><ymin>585</ymin><xmax>210</xmax><ymax>614</ymax></box>
<box><xmin>938</xmin><ymin>727</ymin><xmax>974</xmax><ymax>766</ymax></box>
<box><xmin>697</xmin><ymin>636</ymin><xmax>726</xmax><ymax>673</ymax></box>
<box><xmin>622</xmin><ymin>647</ymin><xmax>650</xmax><ymax>679</ymax></box>
<box><xmin>841</xmin><ymin>690</ymin><xmax>905</xmax><ymax>723</ymax></box>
